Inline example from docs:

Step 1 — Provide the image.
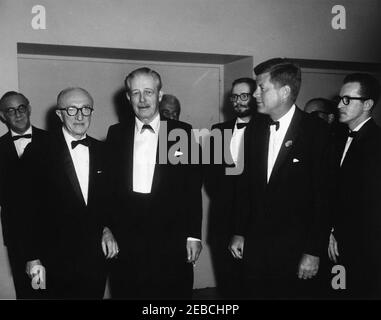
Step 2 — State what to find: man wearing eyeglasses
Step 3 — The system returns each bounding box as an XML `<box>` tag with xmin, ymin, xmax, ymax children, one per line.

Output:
<box><xmin>27</xmin><ymin>87</ymin><xmax>118</xmax><ymax>299</ymax></box>
<box><xmin>0</xmin><ymin>91</ymin><xmax>49</xmax><ymax>299</ymax></box>
<box><xmin>205</xmin><ymin>77</ymin><xmax>257</xmax><ymax>299</ymax></box>
<box><xmin>328</xmin><ymin>73</ymin><xmax>381</xmax><ymax>299</ymax></box>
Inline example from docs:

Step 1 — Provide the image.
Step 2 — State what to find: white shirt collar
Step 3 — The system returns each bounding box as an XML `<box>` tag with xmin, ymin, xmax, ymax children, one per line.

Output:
<box><xmin>352</xmin><ymin>117</ymin><xmax>371</xmax><ymax>132</ymax></box>
<box><xmin>135</xmin><ymin>112</ymin><xmax>161</xmax><ymax>134</ymax></box>
<box><xmin>62</xmin><ymin>126</ymin><xmax>87</xmax><ymax>148</ymax></box>
<box><xmin>276</xmin><ymin>104</ymin><xmax>296</xmax><ymax>131</ymax></box>
<box><xmin>11</xmin><ymin>126</ymin><xmax>32</xmax><ymax>137</ymax></box>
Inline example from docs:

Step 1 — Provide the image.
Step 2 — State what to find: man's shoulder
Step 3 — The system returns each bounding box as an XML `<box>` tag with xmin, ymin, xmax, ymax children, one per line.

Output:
<box><xmin>165</xmin><ymin>118</ymin><xmax>193</xmax><ymax>131</ymax></box>
<box><xmin>0</xmin><ymin>131</ymin><xmax>10</xmax><ymax>145</ymax></box>
<box><xmin>298</xmin><ymin>108</ymin><xmax>330</xmax><ymax>132</ymax></box>
<box><xmin>211</xmin><ymin>119</ymin><xmax>236</xmax><ymax>131</ymax></box>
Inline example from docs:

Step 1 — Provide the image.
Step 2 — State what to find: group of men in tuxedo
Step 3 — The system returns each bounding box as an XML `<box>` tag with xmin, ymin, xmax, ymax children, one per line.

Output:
<box><xmin>0</xmin><ymin>68</ymin><xmax>202</xmax><ymax>299</ymax></box>
<box><xmin>0</xmin><ymin>58</ymin><xmax>380</xmax><ymax>300</ymax></box>
<box><xmin>225</xmin><ymin>58</ymin><xmax>381</xmax><ymax>300</ymax></box>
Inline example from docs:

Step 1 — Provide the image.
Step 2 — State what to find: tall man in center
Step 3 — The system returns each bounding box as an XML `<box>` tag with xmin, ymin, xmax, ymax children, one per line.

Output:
<box><xmin>230</xmin><ymin>58</ymin><xmax>331</xmax><ymax>299</ymax></box>
<box><xmin>106</xmin><ymin>67</ymin><xmax>202</xmax><ymax>299</ymax></box>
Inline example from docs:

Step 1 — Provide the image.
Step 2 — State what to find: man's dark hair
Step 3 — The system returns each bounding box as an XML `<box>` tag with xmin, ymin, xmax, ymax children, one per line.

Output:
<box><xmin>232</xmin><ymin>77</ymin><xmax>257</xmax><ymax>94</ymax></box>
<box><xmin>254</xmin><ymin>58</ymin><xmax>301</xmax><ymax>104</ymax></box>
<box><xmin>305</xmin><ymin>97</ymin><xmax>336</xmax><ymax>114</ymax></box>
<box><xmin>125</xmin><ymin>67</ymin><xmax>162</xmax><ymax>93</ymax></box>
<box><xmin>343</xmin><ymin>73</ymin><xmax>380</xmax><ymax>105</ymax></box>
<box><xmin>0</xmin><ymin>91</ymin><xmax>30</xmax><ymax>109</ymax></box>
<box><xmin>160</xmin><ymin>94</ymin><xmax>181</xmax><ymax>111</ymax></box>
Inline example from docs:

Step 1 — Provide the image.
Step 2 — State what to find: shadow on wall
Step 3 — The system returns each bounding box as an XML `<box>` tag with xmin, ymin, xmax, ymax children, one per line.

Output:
<box><xmin>112</xmin><ymin>87</ymin><xmax>135</xmax><ymax>124</ymax></box>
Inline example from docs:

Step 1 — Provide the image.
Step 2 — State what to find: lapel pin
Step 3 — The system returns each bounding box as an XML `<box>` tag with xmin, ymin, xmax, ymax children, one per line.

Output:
<box><xmin>285</xmin><ymin>140</ymin><xmax>293</xmax><ymax>148</ymax></box>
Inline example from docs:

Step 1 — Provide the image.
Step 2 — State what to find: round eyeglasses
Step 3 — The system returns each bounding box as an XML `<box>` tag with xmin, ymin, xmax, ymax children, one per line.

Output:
<box><xmin>59</xmin><ymin>106</ymin><xmax>94</xmax><ymax>116</ymax></box>
<box><xmin>4</xmin><ymin>104</ymin><xmax>28</xmax><ymax>116</ymax></box>
<box><xmin>230</xmin><ymin>93</ymin><xmax>251</xmax><ymax>102</ymax></box>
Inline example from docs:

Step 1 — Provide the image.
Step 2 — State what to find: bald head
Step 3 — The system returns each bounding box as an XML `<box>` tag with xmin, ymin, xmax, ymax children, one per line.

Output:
<box><xmin>57</xmin><ymin>87</ymin><xmax>94</xmax><ymax>108</ymax></box>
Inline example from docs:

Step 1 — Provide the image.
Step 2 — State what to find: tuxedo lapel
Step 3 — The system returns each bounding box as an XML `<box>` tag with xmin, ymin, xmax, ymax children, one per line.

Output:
<box><xmin>341</xmin><ymin>119</ymin><xmax>375</xmax><ymax>169</ymax></box>
<box><xmin>254</xmin><ymin>120</ymin><xmax>270</xmax><ymax>189</ymax></box>
<box><xmin>3</xmin><ymin>132</ymin><xmax>19</xmax><ymax>162</ymax></box>
<box><xmin>151</xmin><ymin>118</ymin><xmax>167</xmax><ymax>194</ymax></box>
<box><xmin>57</xmin><ymin>131</ymin><xmax>86</xmax><ymax>206</ymax></box>
<box><xmin>124</xmin><ymin>120</ymin><xmax>135</xmax><ymax>191</ymax></box>
<box><xmin>268</xmin><ymin>108</ymin><xmax>302</xmax><ymax>186</ymax></box>
<box><xmin>87</xmin><ymin>138</ymin><xmax>99</xmax><ymax>207</ymax></box>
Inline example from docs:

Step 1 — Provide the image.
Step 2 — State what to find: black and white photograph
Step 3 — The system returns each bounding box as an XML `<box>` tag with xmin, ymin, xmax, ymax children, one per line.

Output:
<box><xmin>0</xmin><ymin>0</ymin><xmax>380</xmax><ymax>306</ymax></box>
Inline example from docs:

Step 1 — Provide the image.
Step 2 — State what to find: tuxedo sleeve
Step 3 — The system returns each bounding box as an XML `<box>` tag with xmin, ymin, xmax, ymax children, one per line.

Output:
<box><xmin>184</xmin><ymin>125</ymin><xmax>203</xmax><ymax>239</ymax></box>
<box><xmin>305</xmin><ymin>121</ymin><xmax>333</xmax><ymax>257</ymax></box>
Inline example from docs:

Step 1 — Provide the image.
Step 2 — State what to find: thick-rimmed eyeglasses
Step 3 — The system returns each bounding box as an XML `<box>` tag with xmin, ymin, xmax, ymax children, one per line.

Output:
<box><xmin>59</xmin><ymin>106</ymin><xmax>94</xmax><ymax>116</ymax></box>
<box><xmin>338</xmin><ymin>96</ymin><xmax>369</xmax><ymax>106</ymax></box>
<box><xmin>4</xmin><ymin>104</ymin><xmax>28</xmax><ymax>116</ymax></box>
<box><xmin>230</xmin><ymin>93</ymin><xmax>251</xmax><ymax>102</ymax></box>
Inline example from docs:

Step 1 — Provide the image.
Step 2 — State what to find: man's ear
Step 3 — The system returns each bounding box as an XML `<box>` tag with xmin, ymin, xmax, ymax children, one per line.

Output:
<box><xmin>55</xmin><ymin>109</ymin><xmax>63</xmax><ymax>122</ymax></box>
<box><xmin>158</xmin><ymin>90</ymin><xmax>163</xmax><ymax>102</ymax></box>
<box><xmin>126</xmin><ymin>92</ymin><xmax>131</xmax><ymax>102</ymax></box>
<box><xmin>281</xmin><ymin>85</ymin><xmax>291</xmax><ymax>101</ymax></box>
<box><xmin>364</xmin><ymin>99</ymin><xmax>374</xmax><ymax>112</ymax></box>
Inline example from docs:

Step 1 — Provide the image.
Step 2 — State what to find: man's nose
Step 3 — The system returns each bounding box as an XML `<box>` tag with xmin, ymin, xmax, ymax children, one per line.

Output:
<box><xmin>76</xmin><ymin>110</ymin><xmax>84</xmax><ymax>120</ymax></box>
<box><xmin>139</xmin><ymin>92</ymin><xmax>145</xmax><ymax>103</ymax></box>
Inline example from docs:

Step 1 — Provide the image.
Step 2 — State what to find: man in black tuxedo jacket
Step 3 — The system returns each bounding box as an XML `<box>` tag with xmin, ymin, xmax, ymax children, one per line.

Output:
<box><xmin>0</xmin><ymin>91</ymin><xmax>49</xmax><ymax>299</ymax></box>
<box><xmin>328</xmin><ymin>73</ymin><xmax>381</xmax><ymax>299</ymax></box>
<box><xmin>229</xmin><ymin>58</ymin><xmax>331</xmax><ymax>299</ymax></box>
<box><xmin>106</xmin><ymin>67</ymin><xmax>202</xmax><ymax>300</ymax></box>
<box><xmin>206</xmin><ymin>77</ymin><xmax>256</xmax><ymax>299</ymax></box>
<box><xmin>27</xmin><ymin>87</ymin><xmax>118</xmax><ymax>299</ymax></box>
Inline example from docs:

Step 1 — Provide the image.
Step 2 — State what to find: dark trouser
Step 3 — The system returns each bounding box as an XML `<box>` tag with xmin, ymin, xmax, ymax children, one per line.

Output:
<box><xmin>210</xmin><ymin>243</ymin><xmax>243</xmax><ymax>299</ymax></box>
<box><xmin>47</xmin><ymin>269</ymin><xmax>107</xmax><ymax>300</ymax></box>
<box><xmin>110</xmin><ymin>258</ymin><xmax>193</xmax><ymax>300</ymax></box>
<box><xmin>7</xmin><ymin>249</ymin><xmax>47</xmax><ymax>299</ymax></box>
<box><xmin>244</xmin><ymin>274</ymin><xmax>322</xmax><ymax>300</ymax></box>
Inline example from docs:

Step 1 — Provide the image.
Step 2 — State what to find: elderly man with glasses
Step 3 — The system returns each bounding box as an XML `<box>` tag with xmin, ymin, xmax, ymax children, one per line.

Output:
<box><xmin>26</xmin><ymin>87</ymin><xmax>118</xmax><ymax>299</ymax></box>
<box><xmin>0</xmin><ymin>91</ymin><xmax>50</xmax><ymax>299</ymax></box>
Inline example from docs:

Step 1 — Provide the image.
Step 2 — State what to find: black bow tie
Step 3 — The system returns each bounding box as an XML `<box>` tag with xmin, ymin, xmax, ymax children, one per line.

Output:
<box><xmin>12</xmin><ymin>134</ymin><xmax>32</xmax><ymax>141</ymax></box>
<box><xmin>347</xmin><ymin>130</ymin><xmax>357</xmax><ymax>138</ymax></box>
<box><xmin>71</xmin><ymin>137</ymin><xmax>91</xmax><ymax>149</ymax></box>
<box><xmin>236</xmin><ymin>123</ymin><xmax>248</xmax><ymax>129</ymax></box>
<box><xmin>268</xmin><ymin>119</ymin><xmax>280</xmax><ymax>131</ymax></box>
<box><xmin>141</xmin><ymin>124</ymin><xmax>154</xmax><ymax>133</ymax></box>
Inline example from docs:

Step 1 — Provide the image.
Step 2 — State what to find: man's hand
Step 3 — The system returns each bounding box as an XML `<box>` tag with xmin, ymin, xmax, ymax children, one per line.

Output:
<box><xmin>298</xmin><ymin>254</ymin><xmax>320</xmax><ymax>280</ymax></box>
<box><xmin>187</xmin><ymin>240</ymin><xmax>202</xmax><ymax>265</ymax></box>
<box><xmin>328</xmin><ymin>232</ymin><xmax>339</xmax><ymax>263</ymax></box>
<box><xmin>101</xmin><ymin>227</ymin><xmax>119</xmax><ymax>259</ymax></box>
<box><xmin>229</xmin><ymin>235</ymin><xmax>244</xmax><ymax>259</ymax></box>
<box><xmin>25</xmin><ymin>259</ymin><xmax>43</xmax><ymax>279</ymax></box>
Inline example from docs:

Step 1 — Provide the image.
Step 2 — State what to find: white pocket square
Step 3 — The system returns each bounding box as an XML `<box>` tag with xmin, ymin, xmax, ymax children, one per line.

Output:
<box><xmin>293</xmin><ymin>158</ymin><xmax>300</xmax><ymax>163</ymax></box>
<box><xmin>97</xmin><ymin>170</ymin><xmax>103</xmax><ymax>174</ymax></box>
<box><xmin>174</xmin><ymin>150</ymin><xmax>183</xmax><ymax>157</ymax></box>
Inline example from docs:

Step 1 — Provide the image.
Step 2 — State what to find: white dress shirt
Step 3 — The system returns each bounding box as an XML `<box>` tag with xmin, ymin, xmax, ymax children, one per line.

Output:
<box><xmin>11</xmin><ymin>126</ymin><xmax>32</xmax><ymax>158</ymax></box>
<box><xmin>229</xmin><ymin>118</ymin><xmax>248</xmax><ymax>165</ymax></box>
<box><xmin>62</xmin><ymin>127</ymin><xmax>90</xmax><ymax>205</ymax></box>
<box><xmin>340</xmin><ymin>117</ymin><xmax>371</xmax><ymax>166</ymax></box>
<box><xmin>267</xmin><ymin>105</ymin><xmax>296</xmax><ymax>182</ymax></box>
<box><xmin>133</xmin><ymin>114</ymin><xmax>160</xmax><ymax>194</ymax></box>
